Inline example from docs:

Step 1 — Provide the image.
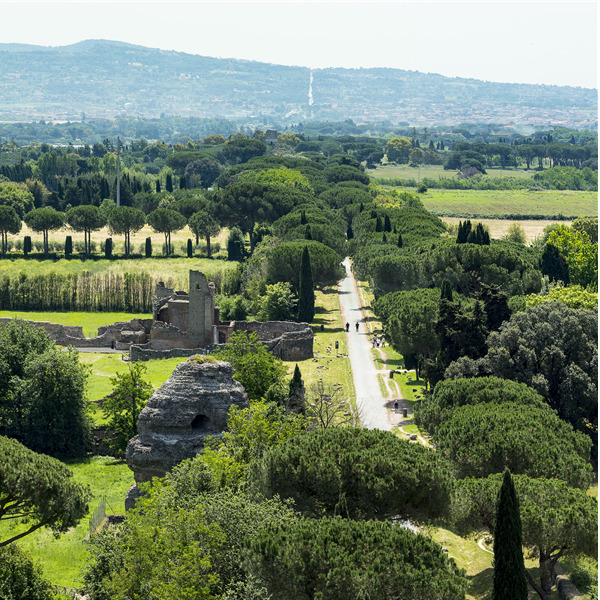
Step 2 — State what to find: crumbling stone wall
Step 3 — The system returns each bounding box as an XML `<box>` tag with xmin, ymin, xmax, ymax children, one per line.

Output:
<box><xmin>0</xmin><ymin>317</ymin><xmax>153</xmax><ymax>350</ymax></box>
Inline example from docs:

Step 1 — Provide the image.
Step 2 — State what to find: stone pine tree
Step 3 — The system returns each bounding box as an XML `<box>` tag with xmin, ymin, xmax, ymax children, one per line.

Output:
<box><xmin>287</xmin><ymin>364</ymin><xmax>306</xmax><ymax>415</ymax></box>
<box><xmin>492</xmin><ymin>470</ymin><xmax>528</xmax><ymax>600</ymax></box>
<box><xmin>297</xmin><ymin>245</ymin><xmax>315</xmax><ymax>323</ymax></box>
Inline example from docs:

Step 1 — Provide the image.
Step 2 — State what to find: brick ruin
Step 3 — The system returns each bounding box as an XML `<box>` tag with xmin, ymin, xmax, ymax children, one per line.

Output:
<box><xmin>13</xmin><ymin>269</ymin><xmax>314</xmax><ymax>361</ymax></box>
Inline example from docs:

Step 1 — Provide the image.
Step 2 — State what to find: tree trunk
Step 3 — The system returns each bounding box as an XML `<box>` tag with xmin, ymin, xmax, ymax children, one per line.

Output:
<box><xmin>206</xmin><ymin>234</ymin><xmax>211</xmax><ymax>258</ymax></box>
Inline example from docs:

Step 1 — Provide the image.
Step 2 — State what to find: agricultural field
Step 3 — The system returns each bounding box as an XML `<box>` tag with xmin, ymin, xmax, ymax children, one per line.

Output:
<box><xmin>367</xmin><ymin>163</ymin><xmax>536</xmax><ymax>181</ymax></box>
<box><xmin>440</xmin><ymin>217</ymin><xmax>571</xmax><ymax>243</ymax></box>
<box><xmin>420</xmin><ymin>188</ymin><xmax>598</xmax><ymax>218</ymax></box>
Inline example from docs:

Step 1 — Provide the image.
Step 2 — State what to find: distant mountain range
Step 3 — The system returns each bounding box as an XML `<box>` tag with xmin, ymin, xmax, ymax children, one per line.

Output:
<box><xmin>0</xmin><ymin>39</ymin><xmax>596</xmax><ymax>128</ymax></box>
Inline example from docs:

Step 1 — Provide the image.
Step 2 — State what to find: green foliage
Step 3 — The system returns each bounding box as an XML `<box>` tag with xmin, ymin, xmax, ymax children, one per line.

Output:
<box><xmin>0</xmin><ymin>544</ymin><xmax>56</xmax><ymax>600</ymax></box>
<box><xmin>0</xmin><ymin>204</ymin><xmax>21</xmax><ymax>253</ymax></box>
<box><xmin>213</xmin><ymin>331</ymin><xmax>287</xmax><ymax>402</ymax></box>
<box><xmin>189</xmin><ymin>211</ymin><xmax>221</xmax><ymax>257</ymax></box>
<box><xmin>266</xmin><ymin>240</ymin><xmax>344</xmax><ymax>291</ymax></box>
<box><xmin>200</xmin><ymin>400</ymin><xmax>306</xmax><ymax>489</ymax></box>
<box><xmin>540</xmin><ymin>242</ymin><xmax>570</xmax><ymax>283</ymax></box>
<box><xmin>107</xmin><ymin>206</ymin><xmax>146</xmax><ymax>257</ymax></box>
<box><xmin>456</xmin><ymin>473</ymin><xmax>598</xmax><ymax>600</ymax></box>
<box><xmin>0</xmin><ymin>320</ymin><xmax>91</xmax><ymax>457</ymax></box>
<box><xmin>374</xmin><ymin>288</ymin><xmax>440</xmax><ymax>368</ymax></box>
<box><xmin>447</xmin><ymin>302</ymin><xmax>598</xmax><ymax>440</ymax></box>
<box><xmin>297</xmin><ymin>245</ymin><xmax>314</xmax><ymax>323</ymax></box>
<box><xmin>102</xmin><ymin>363</ymin><xmax>153</xmax><ymax>456</ymax></box>
<box><xmin>503</xmin><ymin>222</ymin><xmax>527</xmax><ymax>244</ymax></box>
<box><xmin>0</xmin><ymin>435</ymin><xmax>90</xmax><ymax>545</ymax></box>
<box><xmin>287</xmin><ymin>364</ymin><xmax>305</xmax><ymax>415</ymax></box>
<box><xmin>526</xmin><ymin>284</ymin><xmax>598</xmax><ymax>310</ymax></box>
<box><xmin>83</xmin><ymin>474</ymin><xmax>297</xmax><ymax>600</ymax></box>
<box><xmin>492</xmin><ymin>471</ymin><xmax>528</xmax><ymax>600</ymax></box>
<box><xmin>571</xmin><ymin>216</ymin><xmax>598</xmax><ymax>243</ymax></box>
<box><xmin>251</xmin><ymin>427</ymin><xmax>455</xmax><ymax>521</ymax></box>
<box><xmin>547</xmin><ymin>224</ymin><xmax>598</xmax><ymax>289</ymax></box>
<box><xmin>0</xmin><ymin>271</ymin><xmax>156</xmax><ymax>312</ymax></box>
<box><xmin>416</xmin><ymin>377</ymin><xmax>546</xmax><ymax>435</ymax></box>
<box><xmin>367</xmin><ymin>240</ymin><xmax>543</xmax><ymax>298</ymax></box>
<box><xmin>146</xmin><ymin>208</ymin><xmax>187</xmax><ymax>256</ymax></box>
<box><xmin>257</xmin><ymin>282</ymin><xmax>297</xmax><ymax>322</ymax></box>
<box><xmin>216</xmin><ymin>294</ymin><xmax>248</xmax><ymax>321</ymax></box>
<box><xmin>0</xmin><ymin>181</ymin><xmax>35</xmax><ymax>218</ymax></box>
<box><xmin>248</xmin><ymin>516</ymin><xmax>468</xmax><ymax>600</ymax></box>
<box><xmin>66</xmin><ymin>205</ymin><xmax>106</xmax><ymax>255</ymax></box>
<box><xmin>533</xmin><ymin>166</ymin><xmax>597</xmax><ymax>191</ymax></box>
<box><xmin>23</xmin><ymin>207</ymin><xmax>64</xmax><ymax>254</ymax></box>
<box><xmin>433</xmin><ymin>402</ymin><xmax>593</xmax><ymax>488</ymax></box>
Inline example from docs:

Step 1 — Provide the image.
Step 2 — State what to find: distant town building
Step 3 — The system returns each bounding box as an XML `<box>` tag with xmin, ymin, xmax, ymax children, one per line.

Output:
<box><xmin>265</xmin><ymin>130</ymin><xmax>278</xmax><ymax>146</ymax></box>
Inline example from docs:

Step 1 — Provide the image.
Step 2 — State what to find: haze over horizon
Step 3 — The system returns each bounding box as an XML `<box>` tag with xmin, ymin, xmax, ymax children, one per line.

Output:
<box><xmin>1</xmin><ymin>1</ymin><xmax>597</xmax><ymax>89</ymax></box>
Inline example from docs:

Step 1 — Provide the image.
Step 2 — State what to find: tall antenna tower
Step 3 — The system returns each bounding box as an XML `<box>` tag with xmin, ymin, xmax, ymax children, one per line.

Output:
<box><xmin>116</xmin><ymin>137</ymin><xmax>123</xmax><ymax>207</ymax></box>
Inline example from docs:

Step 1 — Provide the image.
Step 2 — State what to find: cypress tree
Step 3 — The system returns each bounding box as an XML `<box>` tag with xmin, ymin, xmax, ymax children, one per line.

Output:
<box><xmin>440</xmin><ymin>279</ymin><xmax>453</xmax><ymax>301</ymax></box>
<box><xmin>166</xmin><ymin>174</ymin><xmax>173</xmax><ymax>192</ymax></box>
<box><xmin>305</xmin><ymin>225</ymin><xmax>312</xmax><ymax>240</ymax></box>
<box><xmin>287</xmin><ymin>364</ymin><xmax>306</xmax><ymax>415</ymax></box>
<box><xmin>65</xmin><ymin>236</ymin><xmax>72</xmax><ymax>258</ymax></box>
<box><xmin>23</xmin><ymin>236</ymin><xmax>32</xmax><ymax>257</ymax></box>
<box><xmin>541</xmin><ymin>243</ymin><xmax>570</xmax><ymax>283</ymax></box>
<box><xmin>346</xmin><ymin>225</ymin><xmax>354</xmax><ymax>240</ymax></box>
<box><xmin>145</xmin><ymin>237</ymin><xmax>152</xmax><ymax>258</ymax></box>
<box><xmin>492</xmin><ymin>470</ymin><xmax>528</xmax><ymax>600</ymax></box>
<box><xmin>179</xmin><ymin>175</ymin><xmax>186</xmax><ymax>190</ymax></box>
<box><xmin>382</xmin><ymin>233</ymin><xmax>387</xmax><ymax>243</ymax></box>
<box><xmin>105</xmin><ymin>238</ymin><xmax>113</xmax><ymax>259</ymax></box>
<box><xmin>300</xmin><ymin>210</ymin><xmax>307</xmax><ymax>225</ymax></box>
<box><xmin>383</xmin><ymin>215</ymin><xmax>392</xmax><ymax>232</ymax></box>
<box><xmin>297</xmin><ymin>245</ymin><xmax>315</xmax><ymax>323</ymax></box>
<box><xmin>156</xmin><ymin>179</ymin><xmax>161</xmax><ymax>193</ymax></box>
<box><xmin>397</xmin><ymin>233</ymin><xmax>403</xmax><ymax>248</ymax></box>
<box><xmin>375</xmin><ymin>216</ymin><xmax>383</xmax><ymax>232</ymax></box>
<box><xmin>187</xmin><ymin>239</ymin><xmax>193</xmax><ymax>258</ymax></box>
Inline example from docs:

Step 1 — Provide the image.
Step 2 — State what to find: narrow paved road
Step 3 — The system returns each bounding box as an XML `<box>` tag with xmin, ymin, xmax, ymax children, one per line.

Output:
<box><xmin>338</xmin><ymin>257</ymin><xmax>392</xmax><ymax>430</ymax></box>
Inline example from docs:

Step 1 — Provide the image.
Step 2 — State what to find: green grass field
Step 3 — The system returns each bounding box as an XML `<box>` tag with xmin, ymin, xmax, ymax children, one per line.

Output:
<box><xmin>1</xmin><ymin>456</ymin><xmax>133</xmax><ymax>589</ymax></box>
<box><xmin>295</xmin><ymin>286</ymin><xmax>355</xmax><ymax>405</ymax></box>
<box><xmin>0</xmin><ymin>310</ymin><xmax>151</xmax><ymax>337</ymax></box>
<box><xmin>420</xmin><ymin>188</ymin><xmax>597</xmax><ymax>217</ymax></box>
<box><xmin>367</xmin><ymin>164</ymin><xmax>536</xmax><ymax>181</ymax></box>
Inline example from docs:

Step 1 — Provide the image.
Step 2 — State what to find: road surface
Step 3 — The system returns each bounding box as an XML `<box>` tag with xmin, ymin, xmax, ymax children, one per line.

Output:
<box><xmin>338</xmin><ymin>257</ymin><xmax>394</xmax><ymax>430</ymax></box>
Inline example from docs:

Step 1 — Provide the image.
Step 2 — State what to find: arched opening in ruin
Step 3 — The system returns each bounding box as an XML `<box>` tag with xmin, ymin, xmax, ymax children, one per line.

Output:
<box><xmin>191</xmin><ymin>414</ymin><xmax>209</xmax><ymax>431</ymax></box>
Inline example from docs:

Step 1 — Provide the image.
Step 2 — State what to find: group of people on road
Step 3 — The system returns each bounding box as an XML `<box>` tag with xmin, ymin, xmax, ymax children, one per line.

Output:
<box><xmin>372</xmin><ymin>336</ymin><xmax>385</xmax><ymax>348</ymax></box>
<box><xmin>345</xmin><ymin>321</ymin><xmax>360</xmax><ymax>332</ymax></box>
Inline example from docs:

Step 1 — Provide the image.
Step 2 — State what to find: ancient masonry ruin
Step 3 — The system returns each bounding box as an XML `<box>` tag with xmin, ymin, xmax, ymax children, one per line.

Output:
<box><xmin>11</xmin><ymin>270</ymin><xmax>313</xmax><ymax>361</ymax></box>
<box><xmin>125</xmin><ymin>358</ymin><xmax>249</xmax><ymax>509</ymax></box>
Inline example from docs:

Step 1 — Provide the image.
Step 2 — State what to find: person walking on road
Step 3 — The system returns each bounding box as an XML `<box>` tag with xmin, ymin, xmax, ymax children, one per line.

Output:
<box><xmin>355</xmin><ymin>321</ymin><xmax>359</xmax><ymax>332</ymax></box>
<box><xmin>345</xmin><ymin>322</ymin><xmax>350</xmax><ymax>332</ymax></box>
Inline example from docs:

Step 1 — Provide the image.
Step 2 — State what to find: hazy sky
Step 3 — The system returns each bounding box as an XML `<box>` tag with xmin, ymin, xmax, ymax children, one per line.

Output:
<box><xmin>1</xmin><ymin>1</ymin><xmax>597</xmax><ymax>88</ymax></box>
